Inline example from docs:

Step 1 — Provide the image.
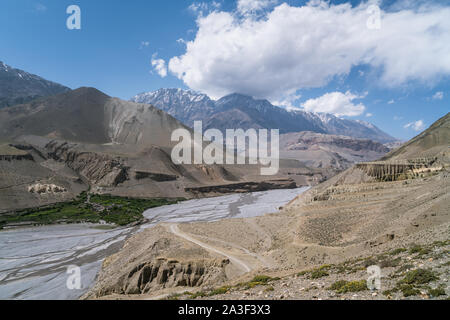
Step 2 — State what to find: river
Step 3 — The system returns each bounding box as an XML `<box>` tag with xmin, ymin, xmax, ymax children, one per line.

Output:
<box><xmin>0</xmin><ymin>187</ymin><xmax>308</xmax><ymax>300</ymax></box>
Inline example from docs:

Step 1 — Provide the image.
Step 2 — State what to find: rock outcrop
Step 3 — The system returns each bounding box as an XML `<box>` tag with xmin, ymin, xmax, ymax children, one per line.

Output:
<box><xmin>356</xmin><ymin>158</ymin><xmax>442</xmax><ymax>181</ymax></box>
<box><xmin>45</xmin><ymin>141</ymin><xmax>128</xmax><ymax>187</ymax></box>
<box><xmin>185</xmin><ymin>178</ymin><xmax>297</xmax><ymax>196</ymax></box>
<box><xmin>85</xmin><ymin>226</ymin><xmax>232</xmax><ymax>299</ymax></box>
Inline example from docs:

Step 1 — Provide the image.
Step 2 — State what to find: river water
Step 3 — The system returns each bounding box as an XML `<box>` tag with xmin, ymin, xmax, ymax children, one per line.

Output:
<box><xmin>0</xmin><ymin>187</ymin><xmax>308</xmax><ymax>300</ymax></box>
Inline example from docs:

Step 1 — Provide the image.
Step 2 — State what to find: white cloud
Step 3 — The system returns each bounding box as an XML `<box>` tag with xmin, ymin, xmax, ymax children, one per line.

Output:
<box><xmin>302</xmin><ymin>91</ymin><xmax>366</xmax><ymax>117</ymax></box>
<box><xmin>404</xmin><ymin>120</ymin><xmax>425</xmax><ymax>132</ymax></box>
<box><xmin>237</xmin><ymin>0</ymin><xmax>278</xmax><ymax>15</ymax></box>
<box><xmin>189</xmin><ymin>1</ymin><xmax>221</xmax><ymax>16</ymax></box>
<box><xmin>168</xmin><ymin>1</ymin><xmax>450</xmax><ymax>103</ymax></box>
<box><xmin>432</xmin><ymin>91</ymin><xmax>444</xmax><ymax>100</ymax></box>
<box><xmin>151</xmin><ymin>56</ymin><xmax>167</xmax><ymax>78</ymax></box>
<box><xmin>388</xmin><ymin>99</ymin><xmax>395</xmax><ymax>104</ymax></box>
<box><xmin>366</xmin><ymin>113</ymin><xmax>373</xmax><ymax>117</ymax></box>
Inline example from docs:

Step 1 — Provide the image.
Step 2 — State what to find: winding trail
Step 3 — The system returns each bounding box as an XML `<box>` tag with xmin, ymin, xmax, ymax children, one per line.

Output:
<box><xmin>0</xmin><ymin>187</ymin><xmax>308</xmax><ymax>300</ymax></box>
<box><xmin>167</xmin><ymin>224</ymin><xmax>252</xmax><ymax>273</ymax></box>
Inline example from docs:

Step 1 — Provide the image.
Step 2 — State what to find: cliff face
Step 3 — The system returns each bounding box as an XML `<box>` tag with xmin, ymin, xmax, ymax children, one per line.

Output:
<box><xmin>85</xmin><ymin>226</ymin><xmax>232</xmax><ymax>299</ymax></box>
<box><xmin>280</xmin><ymin>131</ymin><xmax>391</xmax><ymax>170</ymax></box>
<box><xmin>45</xmin><ymin>141</ymin><xmax>128</xmax><ymax>187</ymax></box>
<box><xmin>356</xmin><ymin>158</ymin><xmax>443</xmax><ymax>182</ymax></box>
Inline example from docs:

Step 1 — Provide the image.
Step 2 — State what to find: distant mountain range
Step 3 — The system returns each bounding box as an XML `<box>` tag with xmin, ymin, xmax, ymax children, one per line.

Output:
<box><xmin>0</xmin><ymin>61</ymin><xmax>70</xmax><ymax>109</ymax></box>
<box><xmin>280</xmin><ymin>131</ymin><xmax>391</xmax><ymax>170</ymax></box>
<box><xmin>132</xmin><ymin>89</ymin><xmax>397</xmax><ymax>144</ymax></box>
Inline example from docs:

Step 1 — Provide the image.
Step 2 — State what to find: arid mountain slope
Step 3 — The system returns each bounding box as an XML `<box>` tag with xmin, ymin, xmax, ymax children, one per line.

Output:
<box><xmin>382</xmin><ymin>113</ymin><xmax>449</xmax><ymax>161</ymax></box>
<box><xmin>0</xmin><ymin>61</ymin><xmax>70</xmax><ymax>109</ymax></box>
<box><xmin>0</xmin><ymin>87</ymin><xmax>187</xmax><ymax>148</ymax></box>
<box><xmin>0</xmin><ymin>88</ymin><xmax>322</xmax><ymax>212</ymax></box>
<box><xmin>280</xmin><ymin>131</ymin><xmax>391</xmax><ymax>170</ymax></box>
<box><xmin>86</xmin><ymin>113</ymin><xmax>449</xmax><ymax>300</ymax></box>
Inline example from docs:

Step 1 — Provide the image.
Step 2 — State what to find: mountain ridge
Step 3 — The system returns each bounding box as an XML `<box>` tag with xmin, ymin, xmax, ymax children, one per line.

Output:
<box><xmin>0</xmin><ymin>61</ymin><xmax>70</xmax><ymax>109</ymax></box>
<box><xmin>132</xmin><ymin>88</ymin><xmax>397</xmax><ymax>143</ymax></box>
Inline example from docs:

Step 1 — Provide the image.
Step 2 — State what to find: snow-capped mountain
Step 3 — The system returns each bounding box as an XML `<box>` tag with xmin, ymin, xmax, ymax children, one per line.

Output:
<box><xmin>0</xmin><ymin>61</ymin><xmax>70</xmax><ymax>108</ymax></box>
<box><xmin>132</xmin><ymin>89</ymin><xmax>397</xmax><ymax>143</ymax></box>
<box><xmin>131</xmin><ymin>88</ymin><xmax>216</xmax><ymax>127</ymax></box>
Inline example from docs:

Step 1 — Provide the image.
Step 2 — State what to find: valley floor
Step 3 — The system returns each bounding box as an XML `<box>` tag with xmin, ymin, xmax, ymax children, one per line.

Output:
<box><xmin>86</xmin><ymin>171</ymin><xmax>449</xmax><ymax>300</ymax></box>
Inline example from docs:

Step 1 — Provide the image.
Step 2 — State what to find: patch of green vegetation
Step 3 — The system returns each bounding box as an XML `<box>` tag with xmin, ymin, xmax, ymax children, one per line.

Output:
<box><xmin>387</xmin><ymin>269</ymin><xmax>440</xmax><ymax>298</ymax></box>
<box><xmin>329</xmin><ymin>280</ymin><xmax>368</xmax><ymax>294</ymax></box>
<box><xmin>409</xmin><ymin>245</ymin><xmax>431</xmax><ymax>256</ymax></box>
<box><xmin>0</xmin><ymin>192</ymin><xmax>184</xmax><ymax>227</ymax></box>
<box><xmin>441</xmin><ymin>261</ymin><xmax>450</xmax><ymax>267</ymax></box>
<box><xmin>264</xmin><ymin>286</ymin><xmax>274</xmax><ymax>292</ymax></box>
<box><xmin>251</xmin><ymin>275</ymin><xmax>273</xmax><ymax>284</ymax></box>
<box><xmin>395</xmin><ymin>264</ymin><xmax>415</xmax><ymax>274</ymax></box>
<box><xmin>329</xmin><ymin>280</ymin><xmax>348</xmax><ymax>291</ymax></box>
<box><xmin>432</xmin><ymin>240</ymin><xmax>450</xmax><ymax>248</ymax></box>
<box><xmin>310</xmin><ymin>269</ymin><xmax>329</xmax><ymax>279</ymax></box>
<box><xmin>237</xmin><ymin>275</ymin><xmax>277</xmax><ymax>289</ymax></box>
<box><xmin>185</xmin><ymin>291</ymin><xmax>211</xmax><ymax>299</ymax></box>
<box><xmin>363</xmin><ymin>258</ymin><xmax>378</xmax><ymax>268</ymax></box>
<box><xmin>389</xmin><ymin>248</ymin><xmax>407</xmax><ymax>256</ymax></box>
<box><xmin>379</xmin><ymin>257</ymin><xmax>402</xmax><ymax>268</ymax></box>
<box><xmin>399</xmin><ymin>284</ymin><xmax>421</xmax><ymax>297</ymax></box>
<box><xmin>428</xmin><ymin>286</ymin><xmax>446</xmax><ymax>298</ymax></box>
<box><xmin>399</xmin><ymin>269</ymin><xmax>439</xmax><ymax>285</ymax></box>
<box><xmin>209</xmin><ymin>286</ymin><xmax>231</xmax><ymax>296</ymax></box>
<box><xmin>166</xmin><ymin>293</ymin><xmax>183</xmax><ymax>300</ymax></box>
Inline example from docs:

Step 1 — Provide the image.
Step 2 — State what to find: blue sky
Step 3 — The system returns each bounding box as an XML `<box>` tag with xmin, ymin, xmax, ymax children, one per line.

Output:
<box><xmin>1</xmin><ymin>0</ymin><xmax>449</xmax><ymax>141</ymax></box>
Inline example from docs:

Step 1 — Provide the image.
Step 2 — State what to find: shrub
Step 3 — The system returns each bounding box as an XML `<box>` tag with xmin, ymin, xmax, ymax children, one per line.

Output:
<box><xmin>209</xmin><ymin>286</ymin><xmax>230</xmax><ymax>296</ymax></box>
<box><xmin>379</xmin><ymin>257</ymin><xmax>401</xmax><ymax>268</ymax></box>
<box><xmin>409</xmin><ymin>245</ymin><xmax>431</xmax><ymax>256</ymax></box>
<box><xmin>310</xmin><ymin>269</ymin><xmax>329</xmax><ymax>279</ymax></box>
<box><xmin>400</xmin><ymin>269</ymin><xmax>438</xmax><ymax>285</ymax></box>
<box><xmin>251</xmin><ymin>275</ymin><xmax>272</xmax><ymax>284</ymax></box>
<box><xmin>329</xmin><ymin>280</ymin><xmax>348</xmax><ymax>291</ymax></box>
<box><xmin>428</xmin><ymin>287</ymin><xmax>446</xmax><ymax>297</ymax></box>
<box><xmin>399</xmin><ymin>284</ymin><xmax>421</xmax><ymax>297</ymax></box>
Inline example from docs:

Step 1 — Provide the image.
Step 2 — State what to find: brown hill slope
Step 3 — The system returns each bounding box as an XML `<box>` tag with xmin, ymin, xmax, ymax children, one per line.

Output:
<box><xmin>0</xmin><ymin>87</ymin><xmax>186</xmax><ymax>148</ymax></box>
<box><xmin>280</xmin><ymin>131</ymin><xmax>390</xmax><ymax>170</ymax></box>
<box><xmin>382</xmin><ymin>113</ymin><xmax>449</xmax><ymax>161</ymax></box>
<box><xmin>86</xmin><ymin>112</ymin><xmax>449</xmax><ymax>300</ymax></box>
<box><xmin>0</xmin><ymin>88</ymin><xmax>320</xmax><ymax>212</ymax></box>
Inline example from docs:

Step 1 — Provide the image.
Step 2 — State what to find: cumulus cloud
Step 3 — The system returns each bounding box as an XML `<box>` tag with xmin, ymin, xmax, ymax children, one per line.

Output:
<box><xmin>237</xmin><ymin>0</ymin><xmax>278</xmax><ymax>15</ymax></box>
<box><xmin>366</xmin><ymin>113</ymin><xmax>373</xmax><ymax>117</ymax></box>
<box><xmin>404</xmin><ymin>120</ymin><xmax>425</xmax><ymax>132</ymax></box>
<box><xmin>151</xmin><ymin>56</ymin><xmax>167</xmax><ymax>78</ymax></box>
<box><xmin>302</xmin><ymin>91</ymin><xmax>366</xmax><ymax>117</ymax></box>
<box><xmin>432</xmin><ymin>91</ymin><xmax>444</xmax><ymax>100</ymax></box>
<box><xmin>168</xmin><ymin>1</ymin><xmax>450</xmax><ymax>102</ymax></box>
<box><xmin>189</xmin><ymin>1</ymin><xmax>221</xmax><ymax>16</ymax></box>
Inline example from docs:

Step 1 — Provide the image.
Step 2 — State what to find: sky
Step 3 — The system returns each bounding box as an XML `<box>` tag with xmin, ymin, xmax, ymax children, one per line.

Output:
<box><xmin>0</xmin><ymin>0</ymin><xmax>449</xmax><ymax>141</ymax></box>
